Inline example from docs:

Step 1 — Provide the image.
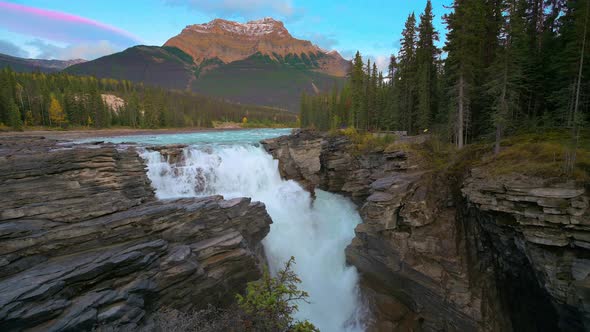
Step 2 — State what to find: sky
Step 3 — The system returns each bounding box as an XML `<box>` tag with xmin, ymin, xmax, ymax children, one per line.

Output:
<box><xmin>0</xmin><ymin>0</ymin><xmax>452</xmax><ymax>72</ymax></box>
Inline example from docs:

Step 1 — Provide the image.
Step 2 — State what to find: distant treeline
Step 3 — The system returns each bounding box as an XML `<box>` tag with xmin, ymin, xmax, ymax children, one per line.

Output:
<box><xmin>0</xmin><ymin>68</ymin><xmax>297</xmax><ymax>130</ymax></box>
<box><xmin>301</xmin><ymin>0</ymin><xmax>589</xmax><ymax>149</ymax></box>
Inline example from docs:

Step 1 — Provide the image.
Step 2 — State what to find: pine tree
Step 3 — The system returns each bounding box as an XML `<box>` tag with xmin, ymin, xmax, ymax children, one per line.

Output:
<box><xmin>362</xmin><ymin>58</ymin><xmax>372</xmax><ymax>130</ymax></box>
<box><xmin>385</xmin><ymin>55</ymin><xmax>400</xmax><ymax>130</ymax></box>
<box><xmin>487</xmin><ymin>0</ymin><xmax>526</xmax><ymax>154</ymax></box>
<box><xmin>398</xmin><ymin>12</ymin><xmax>418</xmax><ymax>133</ymax></box>
<box><xmin>565</xmin><ymin>0</ymin><xmax>590</xmax><ymax>174</ymax></box>
<box><xmin>7</xmin><ymin>98</ymin><xmax>22</xmax><ymax>130</ymax></box>
<box><xmin>416</xmin><ymin>0</ymin><xmax>440</xmax><ymax>132</ymax></box>
<box><xmin>351</xmin><ymin>51</ymin><xmax>365</xmax><ymax>128</ymax></box>
<box><xmin>552</xmin><ymin>0</ymin><xmax>590</xmax><ymax>127</ymax></box>
<box><xmin>443</xmin><ymin>0</ymin><xmax>487</xmax><ymax>148</ymax></box>
<box><xmin>370</xmin><ymin>62</ymin><xmax>379</xmax><ymax>129</ymax></box>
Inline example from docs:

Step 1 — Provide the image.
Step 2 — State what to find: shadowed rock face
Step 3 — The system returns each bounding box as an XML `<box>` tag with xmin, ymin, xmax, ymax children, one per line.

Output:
<box><xmin>0</xmin><ymin>137</ymin><xmax>271</xmax><ymax>331</ymax></box>
<box><xmin>462</xmin><ymin>172</ymin><xmax>590</xmax><ymax>332</ymax></box>
<box><xmin>262</xmin><ymin>130</ymin><xmax>590</xmax><ymax>332</ymax></box>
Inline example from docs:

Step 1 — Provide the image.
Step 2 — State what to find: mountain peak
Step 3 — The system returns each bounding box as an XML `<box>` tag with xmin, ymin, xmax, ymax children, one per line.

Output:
<box><xmin>184</xmin><ymin>17</ymin><xmax>290</xmax><ymax>38</ymax></box>
<box><xmin>163</xmin><ymin>17</ymin><xmax>350</xmax><ymax>77</ymax></box>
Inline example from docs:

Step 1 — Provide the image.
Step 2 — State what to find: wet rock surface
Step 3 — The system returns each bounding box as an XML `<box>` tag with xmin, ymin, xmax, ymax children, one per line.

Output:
<box><xmin>263</xmin><ymin>130</ymin><xmax>590</xmax><ymax>331</ymax></box>
<box><xmin>0</xmin><ymin>137</ymin><xmax>271</xmax><ymax>331</ymax></box>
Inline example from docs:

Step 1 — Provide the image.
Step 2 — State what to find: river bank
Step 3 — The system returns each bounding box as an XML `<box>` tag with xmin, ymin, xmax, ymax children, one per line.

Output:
<box><xmin>0</xmin><ymin>127</ymin><xmax>259</xmax><ymax>141</ymax></box>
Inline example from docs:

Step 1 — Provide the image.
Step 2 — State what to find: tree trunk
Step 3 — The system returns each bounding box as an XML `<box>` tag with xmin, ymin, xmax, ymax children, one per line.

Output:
<box><xmin>458</xmin><ymin>73</ymin><xmax>465</xmax><ymax>149</ymax></box>
<box><xmin>573</xmin><ymin>1</ymin><xmax>588</xmax><ymax>122</ymax></box>
<box><xmin>568</xmin><ymin>1</ymin><xmax>589</xmax><ymax>175</ymax></box>
<box><xmin>495</xmin><ymin>51</ymin><xmax>510</xmax><ymax>155</ymax></box>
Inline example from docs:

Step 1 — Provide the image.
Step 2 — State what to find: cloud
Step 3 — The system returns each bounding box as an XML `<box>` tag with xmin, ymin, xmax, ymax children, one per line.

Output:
<box><xmin>0</xmin><ymin>39</ymin><xmax>29</xmax><ymax>58</ymax></box>
<box><xmin>27</xmin><ymin>39</ymin><xmax>119</xmax><ymax>60</ymax></box>
<box><xmin>371</xmin><ymin>54</ymin><xmax>390</xmax><ymax>74</ymax></box>
<box><xmin>339</xmin><ymin>49</ymin><xmax>356</xmax><ymax>60</ymax></box>
<box><xmin>164</xmin><ymin>0</ymin><xmax>304</xmax><ymax>20</ymax></box>
<box><xmin>0</xmin><ymin>1</ymin><xmax>141</xmax><ymax>46</ymax></box>
<box><xmin>338</xmin><ymin>50</ymin><xmax>391</xmax><ymax>74</ymax></box>
<box><xmin>302</xmin><ymin>32</ymin><xmax>338</xmax><ymax>51</ymax></box>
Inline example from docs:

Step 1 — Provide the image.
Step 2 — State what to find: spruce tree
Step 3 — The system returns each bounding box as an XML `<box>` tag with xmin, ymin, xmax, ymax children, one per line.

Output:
<box><xmin>351</xmin><ymin>51</ymin><xmax>365</xmax><ymax>128</ymax></box>
<box><xmin>7</xmin><ymin>98</ymin><xmax>22</xmax><ymax>130</ymax></box>
<box><xmin>398</xmin><ymin>12</ymin><xmax>418</xmax><ymax>134</ymax></box>
<box><xmin>386</xmin><ymin>55</ymin><xmax>400</xmax><ymax>130</ymax></box>
<box><xmin>416</xmin><ymin>0</ymin><xmax>439</xmax><ymax>132</ymax></box>
<box><xmin>487</xmin><ymin>0</ymin><xmax>525</xmax><ymax>154</ymax></box>
<box><xmin>443</xmin><ymin>0</ymin><xmax>487</xmax><ymax>147</ymax></box>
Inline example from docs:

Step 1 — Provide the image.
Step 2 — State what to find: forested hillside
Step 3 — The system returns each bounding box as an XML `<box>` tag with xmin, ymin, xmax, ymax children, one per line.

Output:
<box><xmin>301</xmin><ymin>0</ymin><xmax>589</xmax><ymax>150</ymax></box>
<box><xmin>0</xmin><ymin>69</ymin><xmax>297</xmax><ymax>130</ymax></box>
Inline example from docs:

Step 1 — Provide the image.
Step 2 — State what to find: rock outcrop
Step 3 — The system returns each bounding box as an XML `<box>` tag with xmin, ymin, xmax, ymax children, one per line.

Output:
<box><xmin>262</xmin><ymin>130</ymin><xmax>590</xmax><ymax>331</ymax></box>
<box><xmin>0</xmin><ymin>137</ymin><xmax>272</xmax><ymax>331</ymax></box>
<box><xmin>164</xmin><ymin>18</ymin><xmax>350</xmax><ymax>77</ymax></box>
<box><xmin>461</xmin><ymin>171</ymin><xmax>590</xmax><ymax>331</ymax></box>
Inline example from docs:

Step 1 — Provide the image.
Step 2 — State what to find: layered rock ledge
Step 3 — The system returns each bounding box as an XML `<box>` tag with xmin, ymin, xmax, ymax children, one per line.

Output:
<box><xmin>262</xmin><ymin>130</ymin><xmax>590</xmax><ymax>331</ymax></box>
<box><xmin>0</xmin><ymin>137</ymin><xmax>271</xmax><ymax>331</ymax></box>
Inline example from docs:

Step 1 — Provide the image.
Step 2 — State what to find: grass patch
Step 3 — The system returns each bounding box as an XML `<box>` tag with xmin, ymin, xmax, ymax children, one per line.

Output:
<box><xmin>480</xmin><ymin>130</ymin><xmax>590</xmax><ymax>182</ymax></box>
<box><xmin>337</xmin><ymin>128</ymin><xmax>396</xmax><ymax>154</ymax></box>
<box><xmin>394</xmin><ymin>129</ymin><xmax>590</xmax><ymax>183</ymax></box>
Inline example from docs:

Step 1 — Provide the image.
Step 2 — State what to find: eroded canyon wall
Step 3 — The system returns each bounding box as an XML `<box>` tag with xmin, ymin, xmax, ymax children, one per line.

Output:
<box><xmin>262</xmin><ymin>130</ymin><xmax>590</xmax><ymax>332</ymax></box>
<box><xmin>0</xmin><ymin>137</ymin><xmax>271</xmax><ymax>331</ymax></box>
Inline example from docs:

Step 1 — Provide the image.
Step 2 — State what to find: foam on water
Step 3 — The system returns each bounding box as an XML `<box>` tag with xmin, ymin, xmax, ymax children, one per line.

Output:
<box><xmin>94</xmin><ymin>129</ymin><xmax>367</xmax><ymax>331</ymax></box>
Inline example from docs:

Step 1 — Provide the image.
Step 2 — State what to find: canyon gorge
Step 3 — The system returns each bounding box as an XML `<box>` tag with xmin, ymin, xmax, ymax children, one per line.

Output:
<box><xmin>261</xmin><ymin>130</ymin><xmax>590</xmax><ymax>331</ymax></box>
<box><xmin>0</xmin><ymin>130</ymin><xmax>588</xmax><ymax>331</ymax></box>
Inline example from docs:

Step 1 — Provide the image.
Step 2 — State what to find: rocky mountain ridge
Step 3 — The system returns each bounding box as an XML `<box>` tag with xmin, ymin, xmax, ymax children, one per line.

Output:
<box><xmin>262</xmin><ymin>130</ymin><xmax>590</xmax><ymax>331</ymax></box>
<box><xmin>0</xmin><ymin>53</ymin><xmax>86</xmax><ymax>73</ymax></box>
<box><xmin>66</xmin><ymin>18</ymin><xmax>348</xmax><ymax>111</ymax></box>
<box><xmin>164</xmin><ymin>17</ymin><xmax>349</xmax><ymax>77</ymax></box>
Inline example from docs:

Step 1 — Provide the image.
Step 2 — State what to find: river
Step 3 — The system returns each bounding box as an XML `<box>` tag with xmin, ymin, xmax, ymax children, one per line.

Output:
<box><xmin>87</xmin><ymin>128</ymin><xmax>366</xmax><ymax>331</ymax></box>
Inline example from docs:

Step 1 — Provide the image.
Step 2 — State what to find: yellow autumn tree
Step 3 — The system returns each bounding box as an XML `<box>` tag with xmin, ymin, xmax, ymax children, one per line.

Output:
<box><xmin>242</xmin><ymin>116</ymin><xmax>248</xmax><ymax>124</ymax></box>
<box><xmin>48</xmin><ymin>96</ymin><xmax>66</xmax><ymax>127</ymax></box>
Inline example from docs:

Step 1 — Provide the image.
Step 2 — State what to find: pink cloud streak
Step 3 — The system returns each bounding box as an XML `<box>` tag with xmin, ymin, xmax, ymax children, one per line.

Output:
<box><xmin>0</xmin><ymin>1</ymin><xmax>141</xmax><ymax>43</ymax></box>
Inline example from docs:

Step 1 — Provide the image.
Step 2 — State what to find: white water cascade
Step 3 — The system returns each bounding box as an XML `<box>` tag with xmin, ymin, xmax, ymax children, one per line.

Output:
<box><xmin>141</xmin><ymin>144</ymin><xmax>366</xmax><ymax>331</ymax></box>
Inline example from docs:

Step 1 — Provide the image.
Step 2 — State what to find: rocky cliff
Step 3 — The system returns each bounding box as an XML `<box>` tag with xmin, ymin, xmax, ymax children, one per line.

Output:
<box><xmin>262</xmin><ymin>130</ymin><xmax>590</xmax><ymax>331</ymax></box>
<box><xmin>0</xmin><ymin>137</ymin><xmax>272</xmax><ymax>331</ymax></box>
<box><xmin>164</xmin><ymin>18</ymin><xmax>350</xmax><ymax>77</ymax></box>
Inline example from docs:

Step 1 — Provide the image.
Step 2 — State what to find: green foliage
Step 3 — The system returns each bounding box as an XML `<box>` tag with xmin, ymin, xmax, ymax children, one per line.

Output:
<box><xmin>236</xmin><ymin>257</ymin><xmax>318</xmax><ymax>332</ymax></box>
<box><xmin>0</xmin><ymin>68</ymin><xmax>296</xmax><ymax>130</ymax></box>
<box><xmin>403</xmin><ymin>130</ymin><xmax>590</xmax><ymax>183</ymax></box>
<box><xmin>416</xmin><ymin>0</ymin><xmax>439</xmax><ymax>131</ymax></box>
<box><xmin>300</xmin><ymin>0</ymin><xmax>589</xmax><ymax>168</ymax></box>
<box><xmin>161</xmin><ymin>46</ymin><xmax>194</xmax><ymax>64</ymax></box>
<box><xmin>191</xmin><ymin>54</ymin><xmax>345</xmax><ymax>112</ymax></box>
<box><xmin>7</xmin><ymin>98</ymin><xmax>22</xmax><ymax>130</ymax></box>
<box><xmin>482</xmin><ymin>130</ymin><xmax>590</xmax><ymax>182</ymax></box>
<box><xmin>339</xmin><ymin>127</ymin><xmax>396</xmax><ymax>154</ymax></box>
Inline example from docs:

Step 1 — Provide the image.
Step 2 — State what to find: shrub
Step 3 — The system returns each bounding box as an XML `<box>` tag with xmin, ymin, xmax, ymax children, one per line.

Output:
<box><xmin>339</xmin><ymin>127</ymin><xmax>396</xmax><ymax>154</ymax></box>
<box><xmin>236</xmin><ymin>256</ymin><xmax>319</xmax><ymax>332</ymax></box>
<box><xmin>151</xmin><ymin>257</ymin><xmax>318</xmax><ymax>332</ymax></box>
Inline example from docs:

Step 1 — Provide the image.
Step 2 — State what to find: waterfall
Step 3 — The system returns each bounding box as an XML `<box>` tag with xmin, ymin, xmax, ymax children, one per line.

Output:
<box><xmin>141</xmin><ymin>144</ymin><xmax>366</xmax><ymax>331</ymax></box>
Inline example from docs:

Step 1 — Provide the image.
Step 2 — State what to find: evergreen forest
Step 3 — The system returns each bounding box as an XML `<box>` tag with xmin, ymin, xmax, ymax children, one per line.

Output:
<box><xmin>300</xmin><ymin>0</ymin><xmax>589</xmax><ymax>151</ymax></box>
<box><xmin>0</xmin><ymin>70</ymin><xmax>297</xmax><ymax>130</ymax></box>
